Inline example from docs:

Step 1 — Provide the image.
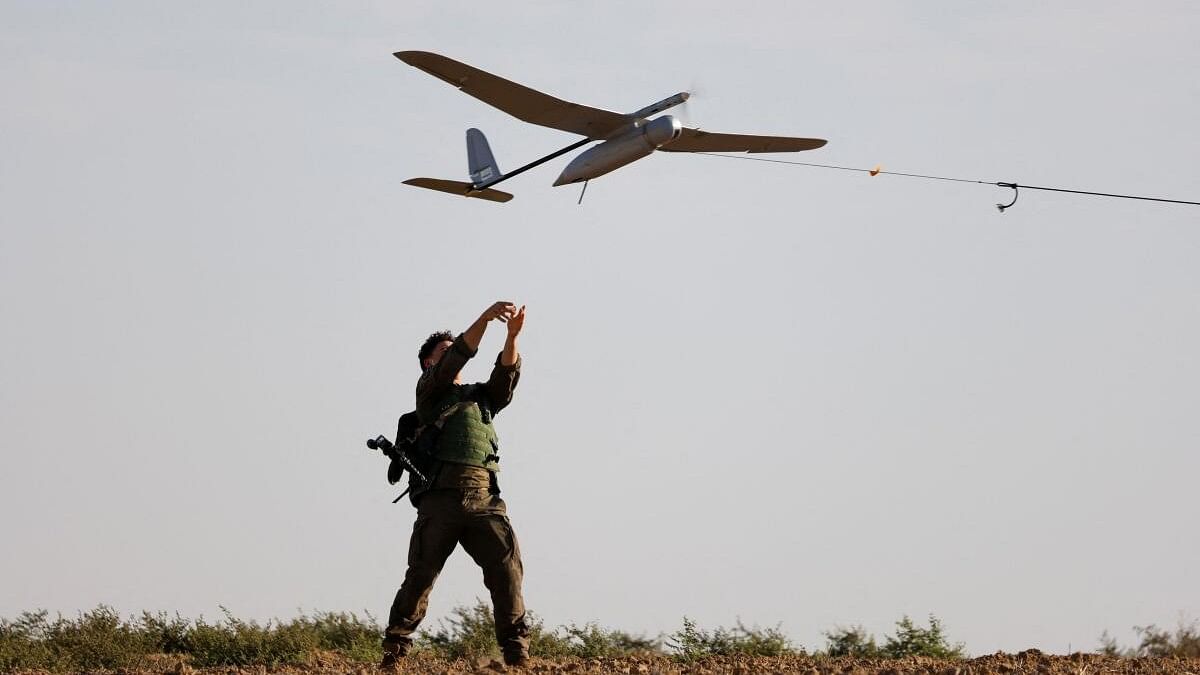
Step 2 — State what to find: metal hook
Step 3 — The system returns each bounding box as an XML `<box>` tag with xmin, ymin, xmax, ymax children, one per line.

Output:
<box><xmin>996</xmin><ymin>182</ymin><xmax>1019</xmax><ymax>212</ymax></box>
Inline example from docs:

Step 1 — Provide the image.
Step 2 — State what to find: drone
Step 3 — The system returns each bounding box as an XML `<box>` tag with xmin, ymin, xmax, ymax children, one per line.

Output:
<box><xmin>395</xmin><ymin>51</ymin><xmax>827</xmax><ymax>203</ymax></box>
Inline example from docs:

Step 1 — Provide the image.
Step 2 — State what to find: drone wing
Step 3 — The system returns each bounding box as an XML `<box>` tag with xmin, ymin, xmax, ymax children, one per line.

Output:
<box><xmin>403</xmin><ymin>178</ymin><xmax>514</xmax><ymax>203</ymax></box>
<box><xmin>661</xmin><ymin>128</ymin><xmax>827</xmax><ymax>153</ymax></box>
<box><xmin>395</xmin><ymin>51</ymin><xmax>633</xmax><ymax>140</ymax></box>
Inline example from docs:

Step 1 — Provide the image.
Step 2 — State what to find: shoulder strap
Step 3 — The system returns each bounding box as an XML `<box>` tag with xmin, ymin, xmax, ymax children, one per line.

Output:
<box><xmin>431</xmin><ymin>401</ymin><xmax>475</xmax><ymax>429</ymax></box>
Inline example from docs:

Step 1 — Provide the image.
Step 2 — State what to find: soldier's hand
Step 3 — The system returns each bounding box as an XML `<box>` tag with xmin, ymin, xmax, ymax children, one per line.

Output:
<box><xmin>481</xmin><ymin>301</ymin><xmax>517</xmax><ymax>323</ymax></box>
<box><xmin>506</xmin><ymin>305</ymin><xmax>526</xmax><ymax>336</ymax></box>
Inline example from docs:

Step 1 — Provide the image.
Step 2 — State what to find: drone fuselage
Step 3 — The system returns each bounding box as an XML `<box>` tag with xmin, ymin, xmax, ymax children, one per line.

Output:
<box><xmin>553</xmin><ymin>115</ymin><xmax>682</xmax><ymax>186</ymax></box>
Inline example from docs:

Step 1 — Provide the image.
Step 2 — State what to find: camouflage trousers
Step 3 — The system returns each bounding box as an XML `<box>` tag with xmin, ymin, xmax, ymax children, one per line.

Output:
<box><xmin>384</xmin><ymin>489</ymin><xmax>529</xmax><ymax>660</ymax></box>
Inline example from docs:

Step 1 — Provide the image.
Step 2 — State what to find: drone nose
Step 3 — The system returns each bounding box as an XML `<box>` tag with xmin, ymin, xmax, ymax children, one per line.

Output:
<box><xmin>552</xmin><ymin>172</ymin><xmax>581</xmax><ymax>187</ymax></box>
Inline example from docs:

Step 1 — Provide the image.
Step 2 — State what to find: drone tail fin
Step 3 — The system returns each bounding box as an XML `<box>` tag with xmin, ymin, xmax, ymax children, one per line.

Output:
<box><xmin>401</xmin><ymin>129</ymin><xmax>517</xmax><ymax>203</ymax></box>
<box><xmin>402</xmin><ymin>177</ymin><xmax>513</xmax><ymax>203</ymax></box>
<box><xmin>467</xmin><ymin>128</ymin><xmax>502</xmax><ymax>187</ymax></box>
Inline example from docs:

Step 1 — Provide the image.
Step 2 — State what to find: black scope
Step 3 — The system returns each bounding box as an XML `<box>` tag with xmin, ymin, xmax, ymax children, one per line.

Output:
<box><xmin>367</xmin><ymin>435</ymin><xmax>394</xmax><ymax>452</ymax></box>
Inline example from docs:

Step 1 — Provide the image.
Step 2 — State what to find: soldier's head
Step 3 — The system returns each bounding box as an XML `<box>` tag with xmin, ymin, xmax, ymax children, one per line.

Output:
<box><xmin>418</xmin><ymin>330</ymin><xmax>454</xmax><ymax>371</ymax></box>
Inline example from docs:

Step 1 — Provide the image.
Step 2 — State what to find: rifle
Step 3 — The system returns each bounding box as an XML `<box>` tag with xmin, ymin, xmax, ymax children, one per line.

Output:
<box><xmin>367</xmin><ymin>403</ymin><xmax>474</xmax><ymax>504</ymax></box>
<box><xmin>366</xmin><ymin>432</ymin><xmax>431</xmax><ymax>504</ymax></box>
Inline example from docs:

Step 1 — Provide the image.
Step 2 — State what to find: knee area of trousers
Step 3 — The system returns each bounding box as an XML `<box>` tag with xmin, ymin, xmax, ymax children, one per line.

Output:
<box><xmin>403</xmin><ymin>564</ymin><xmax>441</xmax><ymax>584</ymax></box>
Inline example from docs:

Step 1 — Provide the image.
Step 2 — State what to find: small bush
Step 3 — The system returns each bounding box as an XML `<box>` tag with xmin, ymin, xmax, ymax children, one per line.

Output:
<box><xmin>1100</xmin><ymin>618</ymin><xmax>1200</xmax><ymax>658</ymax></box>
<box><xmin>0</xmin><ymin>606</ymin><xmax>383</xmax><ymax>671</ymax></box>
<box><xmin>0</xmin><ymin>606</ymin><xmax>158</xmax><ymax>671</ymax></box>
<box><xmin>188</xmin><ymin>608</ymin><xmax>317</xmax><ymax>667</ymax></box>
<box><xmin>0</xmin><ymin>610</ymin><xmax>59</xmax><ymax>671</ymax></box>
<box><xmin>821</xmin><ymin>615</ymin><xmax>963</xmax><ymax>659</ymax></box>
<box><xmin>1098</xmin><ymin>629</ymin><xmax>1122</xmax><ymax>656</ymax></box>
<box><xmin>882</xmin><ymin>615</ymin><xmax>965</xmax><ymax>659</ymax></box>
<box><xmin>668</xmin><ymin>617</ymin><xmax>796</xmax><ymax>661</ymax></box>
<box><xmin>824</xmin><ymin>624</ymin><xmax>881</xmax><ymax>657</ymax></box>
<box><xmin>416</xmin><ymin>601</ymin><xmax>501</xmax><ymax>659</ymax></box>
<box><xmin>297</xmin><ymin>611</ymin><xmax>381</xmax><ymax>662</ymax></box>
<box><xmin>139</xmin><ymin>611</ymin><xmax>193</xmax><ymax>654</ymax></box>
<box><xmin>416</xmin><ymin>601</ymin><xmax>659</xmax><ymax>660</ymax></box>
<box><xmin>528</xmin><ymin>621</ymin><xmax>574</xmax><ymax>658</ymax></box>
<box><xmin>561</xmin><ymin>622</ymin><xmax>660</xmax><ymax>657</ymax></box>
<box><xmin>1134</xmin><ymin>620</ymin><xmax>1200</xmax><ymax>657</ymax></box>
<box><xmin>49</xmin><ymin>606</ymin><xmax>148</xmax><ymax>670</ymax></box>
<box><xmin>668</xmin><ymin>617</ymin><xmax>720</xmax><ymax>660</ymax></box>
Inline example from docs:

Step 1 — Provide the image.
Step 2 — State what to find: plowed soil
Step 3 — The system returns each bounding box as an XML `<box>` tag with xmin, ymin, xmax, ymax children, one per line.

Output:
<box><xmin>20</xmin><ymin>650</ymin><xmax>1199</xmax><ymax>675</ymax></box>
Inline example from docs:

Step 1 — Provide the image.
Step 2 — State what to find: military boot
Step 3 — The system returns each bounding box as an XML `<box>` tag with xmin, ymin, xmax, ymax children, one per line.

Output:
<box><xmin>379</xmin><ymin>640</ymin><xmax>406</xmax><ymax>670</ymax></box>
<box><xmin>502</xmin><ymin>652</ymin><xmax>530</xmax><ymax>669</ymax></box>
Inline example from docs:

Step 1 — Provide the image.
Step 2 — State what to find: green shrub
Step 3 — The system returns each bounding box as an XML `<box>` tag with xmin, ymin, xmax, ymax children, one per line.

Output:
<box><xmin>139</xmin><ymin>611</ymin><xmax>193</xmax><ymax>654</ymax></box>
<box><xmin>1</xmin><ymin>604</ymin><xmax>985</xmax><ymax>670</ymax></box>
<box><xmin>560</xmin><ymin>622</ymin><xmax>661</xmax><ymax>657</ymax></box>
<box><xmin>528</xmin><ymin>621</ymin><xmax>574</xmax><ymax>658</ymax></box>
<box><xmin>0</xmin><ymin>606</ymin><xmax>156</xmax><ymax>671</ymax></box>
<box><xmin>821</xmin><ymin>615</ymin><xmax>963</xmax><ymax>659</ymax></box>
<box><xmin>295</xmin><ymin>611</ymin><xmax>382</xmax><ymax>662</ymax></box>
<box><xmin>416</xmin><ymin>601</ymin><xmax>501</xmax><ymax>659</ymax></box>
<box><xmin>188</xmin><ymin>607</ymin><xmax>317</xmax><ymax>667</ymax></box>
<box><xmin>667</xmin><ymin>617</ymin><xmax>796</xmax><ymax>661</ymax></box>
<box><xmin>49</xmin><ymin>606</ymin><xmax>149</xmax><ymax>670</ymax></box>
<box><xmin>1100</xmin><ymin>618</ymin><xmax>1200</xmax><ymax>658</ymax></box>
<box><xmin>0</xmin><ymin>606</ymin><xmax>382</xmax><ymax>670</ymax></box>
<box><xmin>0</xmin><ymin>610</ymin><xmax>59</xmax><ymax>671</ymax></box>
<box><xmin>882</xmin><ymin>615</ymin><xmax>965</xmax><ymax>659</ymax></box>
<box><xmin>416</xmin><ymin>600</ymin><xmax>659</xmax><ymax>660</ymax></box>
<box><xmin>1134</xmin><ymin>620</ymin><xmax>1200</xmax><ymax>657</ymax></box>
<box><xmin>824</xmin><ymin>624</ymin><xmax>881</xmax><ymax>657</ymax></box>
<box><xmin>1098</xmin><ymin>630</ymin><xmax>1122</xmax><ymax>656</ymax></box>
<box><xmin>414</xmin><ymin>600</ymin><xmax>574</xmax><ymax>659</ymax></box>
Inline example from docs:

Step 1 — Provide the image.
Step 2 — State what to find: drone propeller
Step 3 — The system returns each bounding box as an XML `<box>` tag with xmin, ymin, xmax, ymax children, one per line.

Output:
<box><xmin>675</xmin><ymin>84</ymin><xmax>703</xmax><ymax>126</ymax></box>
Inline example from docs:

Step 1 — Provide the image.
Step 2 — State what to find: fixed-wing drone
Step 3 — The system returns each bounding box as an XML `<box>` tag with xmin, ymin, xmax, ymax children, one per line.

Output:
<box><xmin>395</xmin><ymin>51</ymin><xmax>827</xmax><ymax>202</ymax></box>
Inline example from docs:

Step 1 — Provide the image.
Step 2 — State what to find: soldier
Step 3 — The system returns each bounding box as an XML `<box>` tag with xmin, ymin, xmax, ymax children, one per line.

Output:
<box><xmin>382</xmin><ymin>301</ymin><xmax>530</xmax><ymax>669</ymax></box>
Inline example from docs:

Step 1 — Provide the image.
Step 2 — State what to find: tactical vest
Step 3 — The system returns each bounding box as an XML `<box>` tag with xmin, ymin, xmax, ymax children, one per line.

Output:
<box><xmin>429</xmin><ymin>385</ymin><xmax>500</xmax><ymax>471</ymax></box>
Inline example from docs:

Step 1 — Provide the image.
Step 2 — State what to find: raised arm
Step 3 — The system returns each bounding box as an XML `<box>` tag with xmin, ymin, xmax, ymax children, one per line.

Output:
<box><xmin>417</xmin><ymin>301</ymin><xmax>517</xmax><ymax>417</ymax></box>
<box><xmin>501</xmin><ymin>305</ymin><xmax>524</xmax><ymax>367</ymax></box>
<box><xmin>463</xmin><ymin>301</ymin><xmax>518</xmax><ymax>352</ymax></box>
<box><xmin>484</xmin><ymin>305</ymin><xmax>525</xmax><ymax>414</ymax></box>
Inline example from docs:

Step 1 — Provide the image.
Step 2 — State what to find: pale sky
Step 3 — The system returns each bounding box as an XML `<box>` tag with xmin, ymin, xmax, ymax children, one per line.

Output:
<box><xmin>2</xmin><ymin>1</ymin><xmax>1197</xmax><ymax>656</ymax></box>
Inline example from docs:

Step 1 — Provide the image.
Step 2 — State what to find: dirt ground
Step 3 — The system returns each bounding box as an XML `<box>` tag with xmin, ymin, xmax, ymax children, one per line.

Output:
<box><xmin>18</xmin><ymin>650</ymin><xmax>1200</xmax><ymax>675</ymax></box>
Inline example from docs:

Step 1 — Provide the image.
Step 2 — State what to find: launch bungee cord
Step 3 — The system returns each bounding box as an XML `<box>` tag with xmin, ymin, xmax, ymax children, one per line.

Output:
<box><xmin>693</xmin><ymin>152</ymin><xmax>1200</xmax><ymax>212</ymax></box>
